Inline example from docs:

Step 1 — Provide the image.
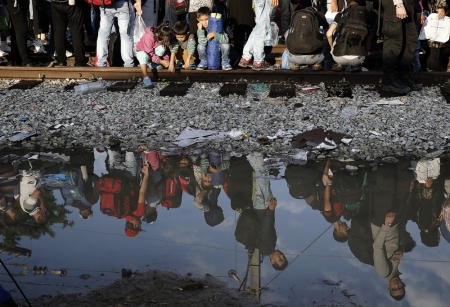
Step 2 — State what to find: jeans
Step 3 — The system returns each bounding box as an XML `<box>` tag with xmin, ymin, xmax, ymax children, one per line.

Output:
<box><xmin>197</xmin><ymin>42</ymin><xmax>230</xmax><ymax>63</ymax></box>
<box><xmin>247</xmin><ymin>152</ymin><xmax>273</xmax><ymax>210</ymax></box>
<box><xmin>96</xmin><ymin>0</ymin><xmax>134</xmax><ymax>67</ymax></box>
<box><xmin>242</xmin><ymin>0</ymin><xmax>272</xmax><ymax>62</ymax></box>
<box><xmin>270</xmin><ymin>0</ymin><xmax>290</xmax><ymax>36</ymax></box>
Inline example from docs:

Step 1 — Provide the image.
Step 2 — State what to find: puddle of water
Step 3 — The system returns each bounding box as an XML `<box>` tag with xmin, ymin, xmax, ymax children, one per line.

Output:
<box><xmin>0</xmin><ymin>148</ymin><xmax>449</xmax><ymax>306</ymax></box>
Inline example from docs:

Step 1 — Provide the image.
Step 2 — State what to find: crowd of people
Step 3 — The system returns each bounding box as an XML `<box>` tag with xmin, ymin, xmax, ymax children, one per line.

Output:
<box><xmin>0</xmin><ymin>147</ymin><xmax>449</xmax><ymax>302</ymax></box>
<box><xmin>1</xmin><ymin>0</ymin><xmax>448</xmax><ymax>92</ymax></box>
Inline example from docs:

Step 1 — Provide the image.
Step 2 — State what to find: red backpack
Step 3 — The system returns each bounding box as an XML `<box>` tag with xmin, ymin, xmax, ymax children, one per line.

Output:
<box><xmin>85</xmin><ymin>0</ymin><xmax>115</xmax><ymax>7</ymax></box>
<box><xmin>156</xmin><ymin>174</ymin><xmax>183</xmax><ymax>209</ymax></box>
<box><xmin>167</xmin><ymin>0</ymin><xmax>189</xmax><ymax>15</ymax></box>
<box><xmin>98</xmin><ymin>175</ymin><xmax>139</xmax><ymax>219</ymax></box>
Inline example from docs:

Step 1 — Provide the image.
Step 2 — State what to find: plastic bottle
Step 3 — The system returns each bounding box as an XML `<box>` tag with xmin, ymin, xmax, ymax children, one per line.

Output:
<box><xmin>319</xmin><ymin>26</ymin><xmax>324</xmax><ymax>35</ymax></box>
<box><xmin>281</xmin><ymin>49</ymin><xmax>290</xmax><ymax>70</ymax></box>
<box><xmin>74</xmin><ymin>81</ymin><xmax>107</xmax><ymax>94</ymax></box>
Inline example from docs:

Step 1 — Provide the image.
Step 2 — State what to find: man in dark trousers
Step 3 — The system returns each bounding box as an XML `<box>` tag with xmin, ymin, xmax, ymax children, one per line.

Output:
<box><xmin>381</xmin><ymin>0</ymin><xmax>422</xmax><ymax>93</ymax></box>
<box><xmin>51</xmin><ymin>0</ymin><xmax>87</xmax><ymax>66</ymax></box>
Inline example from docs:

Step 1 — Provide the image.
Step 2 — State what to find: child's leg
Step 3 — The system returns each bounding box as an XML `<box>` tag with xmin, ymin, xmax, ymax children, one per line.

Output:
<box><xmin>220</xmin><ymin>43</ymin><xmax>230</xmax><ymax>63</ymax></box>
<box><xmin>197</xmin><ymin>44</ymin><xmax>207</xmax><ymax>63</ymax></box>
<box><xmin>136</xmin><ymin>51</ymin><xmax>150</xmax><ymax>78</ymax></box>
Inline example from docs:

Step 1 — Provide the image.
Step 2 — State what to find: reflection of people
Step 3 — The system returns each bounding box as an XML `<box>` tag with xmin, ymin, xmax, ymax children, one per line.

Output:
<box><xmin>18</xmin><ymin>166</ymin><xmax>47</xmax><ymax>224</ymax></box>
<box><xmin>125</xmin><ymin>164</ymin><xmax>150</xmax><ymax>237</ymax></box>
<box><xmin>322</xmin><ymin>160</ymin><xmax>350</xmax><ymax>243</ymax></box>
<box><xmin>248</xmin><ymin>152</ymin><xmax>288</xmax><ymax>270</ymax></box>
<box><xmin>0</xmin><ymin>163</ymin><xmax>22</xmax><ymax>225</ymax></box>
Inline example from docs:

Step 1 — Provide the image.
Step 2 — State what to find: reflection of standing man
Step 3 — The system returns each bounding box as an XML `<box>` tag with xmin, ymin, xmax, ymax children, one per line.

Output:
<box><xmin>247</xmin><ymin>152</ymin><xmax>288</xmax><ymax>270</ymax></box>
<box><xmin>369</xmin><ymin>165</ymin><xmax>406</xmax><ymax>301</ymax></box>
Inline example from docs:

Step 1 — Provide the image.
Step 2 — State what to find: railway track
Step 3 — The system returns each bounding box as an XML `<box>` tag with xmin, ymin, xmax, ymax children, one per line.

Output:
<box><xmin>1</xmin><ymin>66</ymin><xmax>450</xmax><ymax>85</ymax></box>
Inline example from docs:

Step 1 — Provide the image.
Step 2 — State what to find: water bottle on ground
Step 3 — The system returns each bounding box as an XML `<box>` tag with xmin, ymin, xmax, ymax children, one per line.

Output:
<box><xmin>74</xmin><ymin>81</ymin><xmax>107</xmax><ymax>94</ymax></box>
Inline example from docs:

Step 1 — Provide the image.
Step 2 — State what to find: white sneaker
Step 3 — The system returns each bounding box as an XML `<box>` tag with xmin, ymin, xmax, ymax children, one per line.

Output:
<box><xmin>0</xmin><ymin>50</ymin><xmax>8</xmax><ymax>56</ymax></box>
<box><xmin>53</xmin><ymin>50</ymin><xmax>74</xmax><ymax>58</ymax></box>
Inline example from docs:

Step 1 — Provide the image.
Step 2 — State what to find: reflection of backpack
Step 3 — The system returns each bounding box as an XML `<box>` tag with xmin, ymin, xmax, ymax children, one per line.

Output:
<box><xmin>156</xmin><ymin>175</ymin><xmax>182</xmax><ymax>209</ymax></box>
<box><xmin>286</xmin><ymin>9</ymin><xmax>322</xmax><ymax>54</ymax></box>
<box><xmin>336</xmin><ymin>6</ymin><xmax>368</xmax><ymax>47</ymax></box>
<box><xmin>98</xmin><ymin>176</ymin><xmax>139</xmax><ymax>219</ymax></box>
<box><xmin>167</xmin><ymin>0</ymin><xmax>189</xmax><ymax>15</ymax></box>
<box><xmin>334</xmin><ymin>175</ymin><xmax>362</xmax><ymax>205</ymax></box>
<box><xmin>235</xmin><ymin>209</ymin><xmax>261</xmax><ymax>250</ymax></box>
<box><xmin>348</xmin><ymin>214</ymin><xmax>374</xmax><ymax>266</ymax></box>
<box><xmin>85</xmin><ymin>0</ymin><xmax>116</xmax><ymax>7</ymax></box>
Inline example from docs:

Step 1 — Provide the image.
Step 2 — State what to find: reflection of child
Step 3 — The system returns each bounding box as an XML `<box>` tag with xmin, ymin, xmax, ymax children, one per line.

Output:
<box><xmin>173</xmin><ymin>21</ymin><xmax>197</xmax><ymax>70</ymax></box>
<box><xmin>19</xmin><ymin>169</ymin><xmax>47</xmax><ymax>224</ymax></box>
<box><xmin>125</xmin><ymin>164</ymin><xmax>150</xmax><ymax>237</ymax></box>
<box><xmin>136</xmin><ymin>22</ymin><xmax>178</xmax><ymax>88</ymax></box>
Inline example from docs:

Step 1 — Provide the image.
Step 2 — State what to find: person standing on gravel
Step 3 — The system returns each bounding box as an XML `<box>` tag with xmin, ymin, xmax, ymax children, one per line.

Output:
<box><xmin>381</xmin><ymin>0</ymin><xmax>422</xmax><ymax>94</ymax></box>
<box><xmin>238</xmin><ymin>0</ymin><xmax>279</xmax><ymax>70</ymax></box>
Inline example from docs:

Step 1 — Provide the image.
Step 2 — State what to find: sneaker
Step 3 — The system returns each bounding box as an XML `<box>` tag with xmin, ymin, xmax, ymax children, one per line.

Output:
<box><xmin>0</xmin><ymin>50</ymin><xmax>8</xmax><ymax>57</ymax></box>
<box><xmin>238</xmin><ymin>57</ymin><xmax>252</xmax><ymax>68</ymax></box>
<box><xmin>189</xmin><ymin>63</ymin><xmax>197</xmax><ymax>70</ymax></box>
<box><xmin>143</xmin><ymin>77</ymin><xmax>154</xmax><ymax>89</ymax></box>
<box><xmin>400</xmin><ymin>74</ymin><xmax>422</xmax><ymax>91</ymax></box>
<box><xmin>290</xmin><ymin>63</ymin><xmax>300</xmax><ymax>71</ymax></box>
<box><xmin>278</xmin><ymin>37</ymin><xmax>286</xmax><ymax>45</ymax></box>
<box><xmin>252</xmin><ymin>60</ymin><xmax>274</xmax><ymax>71</ymax></box>
<box><xmin>382</xmin><ymin>76</ymin><xmax>410</xmax><ymax>94</ymax></box>
<box><xmin>350</xmin><ymin>64</ymin><xmax>362</xmax><ymax>72</ymax></box>
<box><xmin>66</xmin><ymin>50</ymin><xmax>73</xmax><ymax>58</ymax></box>
<box><xmin>196</xmin><ymin>61</ymin><xmax>208</xmax><ymax>70</ymax></box>
<box><xmin>311</xmin><ymin>63</ymin><xmax>322</xmax><ymax>71</ymax></box>
<box><xmin>222</xmin><ymin>61</ymin><xmax>232</xmax><ymax>70</ymax></box>
<box><xmin>331</xmin><ymin>63</ymin><xmax>343</xmax><ymax>72</ymax></box>
<box><xmin>174</xmin><ymin>61</ymin><xmax>183</xmax><ymax>70</ymax></box>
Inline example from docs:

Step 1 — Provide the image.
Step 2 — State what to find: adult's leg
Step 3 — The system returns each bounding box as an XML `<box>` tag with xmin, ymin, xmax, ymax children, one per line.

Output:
<box><xmin>67</xmin><ymin>2</ymin><xmax>86</xmax><ymax>66</ymax></box>
<box><xmin>96</xmin><ymin>7</ymin><xmax>114</xmax><ymax>67</ymax></box>
<box><xmin>52</xmin><ymin>2</ymin><xmax>69</xmax><ymax>64</ymax></box>
<box><xmin>4</xmin><ymin>0</ymin><xmax>31</xmax><ymax>65</ymax></box>
<box><xmin>116</xmin><ymin>0</ymin><xmax>134</xmax><ymax>67</ymax></box>
<box><xmin>279</xmin><ymin>0</ymin><xmax>290</xmax><ymax>37</ymax></box>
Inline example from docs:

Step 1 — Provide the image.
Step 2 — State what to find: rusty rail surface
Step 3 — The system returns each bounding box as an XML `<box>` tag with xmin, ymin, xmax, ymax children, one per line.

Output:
<box><xmin>1</xmin><ymin>67</ymin><xmax>450</xmax><ymax>85</ymax></box>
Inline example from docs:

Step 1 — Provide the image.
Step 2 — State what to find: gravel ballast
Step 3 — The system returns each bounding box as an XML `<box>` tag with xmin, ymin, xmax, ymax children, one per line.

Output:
<box><xmin>0</xmin><ymin>79</ymin><xmax>449</xmax><ymax>159</ymax></box>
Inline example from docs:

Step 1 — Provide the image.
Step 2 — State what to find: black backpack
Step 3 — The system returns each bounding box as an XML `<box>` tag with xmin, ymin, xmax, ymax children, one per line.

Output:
<box><xmin>235</xmin><ymin>209</ymin><xmax>261</xmax><ymax>250</ymax></box>
<box><xmin>336</xmin><ymin>6</ymin><xmax>368</xmax><ymax>47</ymax></box>
<box><xmin>286</xmin><ymin>9</ymin><xmax>322</xmax><ymax>55</ymax></box>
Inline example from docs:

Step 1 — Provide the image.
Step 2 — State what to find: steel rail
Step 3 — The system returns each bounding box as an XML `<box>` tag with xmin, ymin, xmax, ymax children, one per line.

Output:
<box><xmin>1</xmin><ymin>67</ymin><xmax>450</xmax><ymax>85</ymax></box>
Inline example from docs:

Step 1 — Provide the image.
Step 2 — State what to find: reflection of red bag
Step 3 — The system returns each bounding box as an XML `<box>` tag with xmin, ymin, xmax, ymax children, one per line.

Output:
<box><xmin>86</xmin><ymin>0</ymin><xmax>116</xmax><ymax>7</ymax></box>
<box><xmin>98</xmin><ymin>176</ymin><xmax>138</xmax><ymax>219</ymax></box>
<box><xmin>167</xmin><ymin>0</ymin><xmax>188</xmax><ymax>15</ymax></box>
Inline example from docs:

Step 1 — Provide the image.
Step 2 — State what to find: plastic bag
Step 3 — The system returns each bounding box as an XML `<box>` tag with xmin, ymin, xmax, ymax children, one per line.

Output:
<box><xmin>281</xmin><ymin>49</ymin><xmax>290</xmax><ymax>69</ymax></box>
<box><xmin>207</xmin><ymin>13</ymin><xmax>223</xmax><ymax>70</ymax></box>
<box><xmin>132</xmin><ymin>15</ymin><xmax>146</xmax><ymax>54</ymax></box>
<box><xmin>265</xmin><ymin>22</ymin><xmax>279</xmax><ymax>46</ymax></box>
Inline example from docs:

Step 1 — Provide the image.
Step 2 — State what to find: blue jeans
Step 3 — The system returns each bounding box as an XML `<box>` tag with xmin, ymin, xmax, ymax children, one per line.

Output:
<box><xmin>197</xmin><ymin>43</ymin><xmax>230</xmax><ymax>63</ymax></box>
<box><xmin>96</xmin><ymin>0</ymin><xmax>134</xmax><ymax>67</ymax></box>
<box><xmin>242</xmin><ymin>0</ymin><xmax>272</xmax><ymax>62</ymax></box>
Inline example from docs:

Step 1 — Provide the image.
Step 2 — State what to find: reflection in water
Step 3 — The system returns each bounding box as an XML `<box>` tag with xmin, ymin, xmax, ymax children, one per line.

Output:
<box><xmin>0</xmin><ymin>148</ymin><xmax>449</xmax><ymax>305</ymax></box>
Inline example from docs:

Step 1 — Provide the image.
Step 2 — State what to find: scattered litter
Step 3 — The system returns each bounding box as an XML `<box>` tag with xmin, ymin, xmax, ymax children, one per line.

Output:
<box><xmin>79</xmin><ymin>274</ymin><xmax>91</xmax><ymax>280</ymax></box>
<box><xmin>290</xmin><ymin>149</ymin><xmax>308</xmax><ymax>164</ymax></box>
<box><xmin>351</xmin><ymin>149</ymin><xmax>361</xmax><ymax>152</ymax></box>
<box><xmin>248</xmin><ymin>83</ymin><xmax>267</xmax><ymax>92</ymax></box>
<box><xmin>313</xmin><ymin>138</ymin><xmax>337</xmax><ymax>150</ymax></box>
<box><xmin>228</xmin><ymin>130</ymin><xmax>246</xmax><ymax>140</ymax></box>
<box><xmin>235</xmin><ymin>101</ymin><xmax>251</xmax><ymax>108</ymax></box>
<box><xmin>301</xmin><ymin>86</ymin><xmax>320</xmax><ymax>93</ymax></box>
<box><xmin>229</xmin><ymin>152</ymin><xmax>243</xmax><ymax>157</ymax></box>
<box><xmin>49</xmin><ymin>123</ymin><xmax>74</xmax><ymax>130</ymax></box>
<box><xmin>19</xmin><ymin>115</ymin><xmax>28</xmax><ymax>121</ymax></box>
<box><xmin>51</xmin><ymin>269</ymin><xmax>67</xmax><ymax>277</ymax></box>
<box><xmin>365</xmin><ymin>99</ymin><xmax>404</xmax><ymax>106</ymax></box>
<box><xmin>8</xmin><ymin>128</ymin><xmax>37</xmax><ymax>142</ymax></box>
<box><xmin>370</xmin><ymin>131</ymin><xmax>381</xmax><ymax>136</ymax></box>
<box><xmin>340</xmin><ymin>106</ymin><xmax>358</xmax><ymax>119</ymax></box>
<box><xmin>381</xmin><ymin>157</ymin><xmax>399</xmax><ymax>163</ymax></box>
<box><xmin>173</xmin><ymin>127</ymin><xmax>227</xmax><ymax>147</ymax></box>
<box><xmin>292</xmin><ymin>128</ymin><xmax>352</xmax><ymax>149</ymax></box>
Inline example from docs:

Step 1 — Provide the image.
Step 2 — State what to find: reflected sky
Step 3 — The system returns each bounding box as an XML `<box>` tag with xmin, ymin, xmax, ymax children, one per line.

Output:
<box><xmin>0</xmin><ymin>148</ymin><xmax>449</xmax><ymax>306</ymax></box>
